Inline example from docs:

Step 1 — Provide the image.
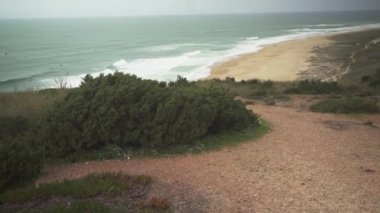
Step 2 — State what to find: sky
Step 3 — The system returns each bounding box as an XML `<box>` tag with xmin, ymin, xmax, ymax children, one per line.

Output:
<box><xmin>0</xmin><ymin>0</ymin><xmax>379</xmax><ymax>19</ymax></box>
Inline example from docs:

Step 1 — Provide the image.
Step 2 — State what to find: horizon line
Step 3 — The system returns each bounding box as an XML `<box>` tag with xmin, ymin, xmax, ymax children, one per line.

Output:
<box><xmin>1</xmin><ymin>9</ymin><xmax>380</xmax><ymax>20</ymax></box>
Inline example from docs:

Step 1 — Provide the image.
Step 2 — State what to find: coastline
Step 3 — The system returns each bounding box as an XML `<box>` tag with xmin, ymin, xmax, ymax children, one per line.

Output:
<box><xmin>207</xmin><ymin>27</ymin><xmax>380</xmax><ymax>82</ymax></box>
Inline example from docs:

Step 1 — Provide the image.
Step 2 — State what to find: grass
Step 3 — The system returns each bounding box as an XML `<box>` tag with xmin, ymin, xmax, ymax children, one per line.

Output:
<box><xmin>35</xmin><ymin>201</ymin><xmax>123</xmax><ymax>213</ymax></box>
<box><xmin>0</xmin><ymin>173</ymin><xmax>170</xmax><ymax>212</ymax></box>
<box><xmin>0</xmin><ymin>173</ymin><xmax>152</xmax><ymax>204</ymax></box>
<box><xmin>0</xmin><ymin>89</ymin><xmax>67</xmax><ymax>138</ymax></box>
<box><xmin>0</xmin><ymin>89</ymin><xmax>67</xmax><ymax>119</ymax></box>
<box><xmin>310</xmin><ymin>97</ymin><xmax>380</xmax><ymax>114</ymax></box>
<box><xmin>284</xmin><ymin>80</ymin><xmax>342</xmax><ymax>94</ymax></box>
<box><xmin>3</xmin><ymin>201</ymin><xmax>124</xmax><ymax>213</ymax></box>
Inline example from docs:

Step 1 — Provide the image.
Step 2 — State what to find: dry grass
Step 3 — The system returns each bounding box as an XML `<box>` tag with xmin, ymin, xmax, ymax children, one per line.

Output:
<box><xmin>0</xmin><ymin>90</ymin><xmax>67</xmax><ymax>118</ymax></box>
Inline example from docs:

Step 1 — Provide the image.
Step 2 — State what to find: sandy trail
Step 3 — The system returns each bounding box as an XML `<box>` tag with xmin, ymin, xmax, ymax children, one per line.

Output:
<box><xmin>38</xmin><ymin>100</ymin><xmax>380</xmax><ymax>212</ymax></box>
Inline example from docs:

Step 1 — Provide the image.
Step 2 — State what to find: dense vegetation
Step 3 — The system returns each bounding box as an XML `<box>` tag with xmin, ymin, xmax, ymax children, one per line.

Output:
<box><xmin>284</xmin><ymin>80</ymin><xmax>342</xmax><ymax>94</ymax></box>
<box><xmin>310</xmin><ymin>97</ymin><xmax>380</xmax><ymax>114</ymax></box>
<box><xmin>0</xmin><ymin>73</ymin><xmax>259</xmax><ymax>193</ymax></box>
<box><xmin>40</xmin><ymin>73</ymin><xmax>257</xmax><ymax>157</ymax></box>
<box><xmin>0</xmin><ymin>137</ymin><xmax>42</xmax><ymax>193</ymax></box>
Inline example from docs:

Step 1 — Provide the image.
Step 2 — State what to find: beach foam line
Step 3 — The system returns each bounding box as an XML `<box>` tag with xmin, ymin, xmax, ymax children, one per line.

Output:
<box><xmin>224</xmin><ymin>22</ymin><xmax>380</xmax><ymax>59</ymax></box>
<box><xmin>57</xmin><ymin>50</ymin><xmax>211</xmax><ymax>87</ymax></box>
<box><xmin>37</xmin><ymin>22</ymin><xmax>380</xmax><ymax>89</ymax></box>
<box><xmin>246</xmin><ymin>37</ymin><xmax>259</xmax><ymax>41</ymax></box>
<box><xmin>307</xmin><ymin>24</ymin><xmax>345</xmax><ymax>27</ymax></box>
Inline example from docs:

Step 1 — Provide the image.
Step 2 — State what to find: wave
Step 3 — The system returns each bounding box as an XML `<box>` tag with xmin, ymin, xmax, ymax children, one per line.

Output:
<box><xmin>145</xmin><ymin>43</ymin><xmax>212</xmax><ymax>52</ymax></box>
<box><xmin>246</xmin><ymin>36</ymin><xmax>259</xmax><ymax>41</ymax></box>
<box><xmin>5</xmin><ymin>22</ymin><xmax>379</xmax><ymax>91</ymax></box>
<box><xmin>307</xmin><ymin>24</ymin><xmax>345</xmax><ymax>27</ymax></box>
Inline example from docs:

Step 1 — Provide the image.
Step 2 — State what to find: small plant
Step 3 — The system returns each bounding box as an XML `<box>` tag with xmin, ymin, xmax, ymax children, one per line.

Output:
<box><xmin>41</xmin><ymin>201</ymin><xmax>121</xmax><ymax>213</ymax></box>
<box><xmin>225</xmin><ymin>76</ymin><xmax>236</xmax><ymax>83</ymax></box>
<box><xmin>249</xmin><ymin>89</ymin><xmax>267</xmax><ymax>98</ymax></box>
<box><xmin>54</xmin><ymin>72</ymin><xmax>69</xmax><ymax>89</ymax></box>
<box><xmin>364</xmin><ymin>121</ymin><xmax>377</xmax><ymax>128</ymax></box>
<box><xmin>310</xmin><ymin>97</ymin><xmax>380</xmax><ymax>114</ymax></box>
<box><xmin>284</xmin><ymin>79</ymin><xmax>342</xmax><ymax>94</ymax></box>
<box><xmin>145</xmin><ymin>197</ymin><xmax>170</xmax><ymax>211</ymax></box>
<box><xmin>0</xmin><ymin>173</ymin><xmax>149</xmax><ymax>203</ymax></box>
<box><xmin>264</xmin><ymin>97</ymin><xmax>276</xmax><ymax>106</ymax></box>
<box><xmin>262</xmin><ymin>80</ymin><xmax>274</xmax><ymax>88</ymax></box>
<box><xmin>244</xmin><ymin>100</ymin><xmax>255</xmax><ymax>105</ymax></box>
<box><xmin>361</xmin><ymin>75</ymin><xmax>372</xmax><ymax>83</ymax></box>
<box><xmin>246</xmin><ymin>79</ymin><xmax>260</xmax><ymax>84</ymax></box>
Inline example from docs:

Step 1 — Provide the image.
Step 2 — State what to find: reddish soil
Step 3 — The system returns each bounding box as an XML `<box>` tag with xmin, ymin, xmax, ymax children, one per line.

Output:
<box><xmin>38</xmin><ymin>98</ymin><xmax>380</xmax><ymax>212</ymax></box>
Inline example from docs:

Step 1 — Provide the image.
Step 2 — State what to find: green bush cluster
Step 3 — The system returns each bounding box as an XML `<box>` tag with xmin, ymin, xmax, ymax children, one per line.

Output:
<box><xmin>310</xmin><ymin>97</ymin><xmax>380</xmax><ymax>114</ymax></box>
<box><xmin>0</xmin><ymin>116</ymin><xmax>42</xmax><ymax>193</ymax></box>
<box><xmin>0</xmin><ymin>116</ymin><xmax>29</xmax><ymax>138</ymax></box>
<box><xmin>284</xmin><ymin>79</ymin><xmax>341</xmax><ymax>94</ymax></box>
<box><xmin>40</xmin><ymin>73</ymin><xmax>257</xmax><ymax>156</ymax></box>
<box><xmin>361</xmin><ymin>70</ymin><xmax>380</xmax><ymax>89</ymax></box>
<box><xmin>0</xmin><ymin>137</ymin><xmax>42</xmax><ymax>193</ymax></box>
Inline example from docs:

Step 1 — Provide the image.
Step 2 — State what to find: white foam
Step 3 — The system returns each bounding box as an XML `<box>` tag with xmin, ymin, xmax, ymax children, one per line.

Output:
<box><xmin>45</xmin><ymin>22</ymin><xmax>380</xmax><ymax>88</ymax></box>
<box><xmin>246</xmin><ymin>36</ymin><xmax>259</xmax><ymax>40</ymax></box>
<box><xmin>146</xmin><ymin>43</ymin><xmax>207</xmax><ymax>52</ymax></box>
<box><xmin>307</xmin><ymin>24</ymin><xmax>345</xmax><ymax>27</ymax></box>
<box><xmin>112</xmin><ymin>59</ymin><xmax>128</xmax><ymax>68</ymax></box>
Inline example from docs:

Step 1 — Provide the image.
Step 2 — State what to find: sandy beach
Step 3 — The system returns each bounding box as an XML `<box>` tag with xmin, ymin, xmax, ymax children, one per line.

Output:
<box><xmin>208</xmin><ymin>35</ymin><xmax>332</xmax><ymax>81</ymax></box>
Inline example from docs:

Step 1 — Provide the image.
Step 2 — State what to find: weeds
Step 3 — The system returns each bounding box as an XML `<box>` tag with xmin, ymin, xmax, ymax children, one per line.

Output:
<box><xmin>0</xmin><ymin>173</ymin><xmax>151</xmax><ymax>204</ymax></box>
<box><xmin>310</xmin><ymin>97</ymin><xmax>379</xmax><ymax>114</ymax></box>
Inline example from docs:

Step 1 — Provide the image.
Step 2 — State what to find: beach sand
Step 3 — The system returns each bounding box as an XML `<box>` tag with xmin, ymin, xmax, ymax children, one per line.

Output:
<box><xmin>207</xmin><ymin>36</ymin><xmax>331</xmax><ymax>81</ymax></box>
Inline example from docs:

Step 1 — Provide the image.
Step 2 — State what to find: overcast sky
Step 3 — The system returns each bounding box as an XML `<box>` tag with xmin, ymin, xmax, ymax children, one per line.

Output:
<box><xmin>0</xmin><ymin>0</ymin><xmax>379</xmax><ymax>19</ymax></box>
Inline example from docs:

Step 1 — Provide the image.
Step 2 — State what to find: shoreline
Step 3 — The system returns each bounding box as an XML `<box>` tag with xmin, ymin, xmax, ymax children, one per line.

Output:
<box><xmin>207</xmin><ymin>26</ymin><xmax>380</xmax><ymax>82</ymax></box>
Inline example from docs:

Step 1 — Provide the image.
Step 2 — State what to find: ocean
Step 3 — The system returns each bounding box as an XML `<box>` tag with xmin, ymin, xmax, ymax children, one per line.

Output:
<box><xmin>1</xmin><ymin>11</ymin><xmax>380</xmax><ymax>91</ymax></box>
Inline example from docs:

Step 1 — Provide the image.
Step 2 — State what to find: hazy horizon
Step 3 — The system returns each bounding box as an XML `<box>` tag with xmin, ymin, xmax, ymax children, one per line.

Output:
<box><xmin>1</xmin><ymin>10</ymin><xmax>380</xmax><ymax>20</ymax></box>
<box><xmin>1</xmin><ymin>0</ymin><xmax>380</xmax><ymax>19</ymax></box>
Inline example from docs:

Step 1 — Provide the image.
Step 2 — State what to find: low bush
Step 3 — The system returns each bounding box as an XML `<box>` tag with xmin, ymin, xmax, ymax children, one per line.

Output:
<box><xmin>39</xmin><ymin>73</ymin><xmax>257</xmax><ymax>156</ymax></box>
<box><xmin>310</xmin><ymin>97</ymin><xmax>380</xmax><ymax>114</ymax></box>
<box><xmin>0</xmin><ymin>116</ymin><xmax>29</xmax><ymax>139</ymax></box>
<box><xmin>284</xmin><ymin>79</ymin><xmax>342</xmax><ymax>94</ymax></box>
<box><xmin>145</xmin><ymin>197</ymin><xmax>171</xmax><ymax>211</ymax></box>
<box><xmin>0</xmin><ymin>173</ymin><xmax>150</xmax><ymax>203</ymax></box>
<box><xmin>41</xmin><ymin>201</ymin><xmax>122</xmax><ymax>213</ymax></box>
<box><xmin>263</xmin><ymin>97</ymin><xmax>276</xmax><ymax>106</ymax></box>
<box><xmin>0</xmin><ymin>137</ymin><xmax>42</xmax><ymax>193</ymax></box>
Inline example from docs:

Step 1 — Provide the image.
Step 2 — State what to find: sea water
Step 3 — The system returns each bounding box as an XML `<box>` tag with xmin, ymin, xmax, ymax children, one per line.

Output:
<box><xmin>1</xmin><ymin>11</ymin><xmax>380</xmax><ymax>91</ymax></box>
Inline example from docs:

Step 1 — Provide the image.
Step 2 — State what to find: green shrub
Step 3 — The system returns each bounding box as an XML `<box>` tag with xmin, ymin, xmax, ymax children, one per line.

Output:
<box><xmin>284</xmin><ymin>79</ymin><xmax>342</xmax><ymax>94</ymax></box>
<box><xmin>261</xmin><ymin>80</ymin><xmax>274</xmax><ymax>88</ymax></box>
<box><xmin>0</xmin><ymin>173</ymin><xmax>150</xmax><ymax>203</ymax></box>
<box><xmin>245</xmin><ymin>79</ymin><xmax>260</xmax><ymax>84</ymax></box>
<box><xmin>39</xmin><ymin>73</ymin><xmax>257</xmax><ymax>156</ymax></box>
<box><xmin>0</xmin><ymin>137</ymin><xmax>42</xmax><ymax>193</ymax></box>
<box><xmin>310</xmin><ymin>97</ymin><xmax>380</xmax><ymax>114</ymax></box>
<box><xmin>225</xmin><ymin>76</ymin><xmax>236</xmax><ymax>83</ymax></box>
<box><xmin>264</xmin><ymin>97</ymin><xmax>276</xmax><ymax>106</ymax></box>
<box><xmin>0</xmin><ymin>116</ymin><xmax>29</xmax><ymax>139</ymax></box>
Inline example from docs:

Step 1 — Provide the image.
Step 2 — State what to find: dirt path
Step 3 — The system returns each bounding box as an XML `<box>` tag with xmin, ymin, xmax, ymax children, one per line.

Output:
<box><xmin>38</xmin><ymin>101</ymin><xmax>380</xmax><ymax>212</ymax></box>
